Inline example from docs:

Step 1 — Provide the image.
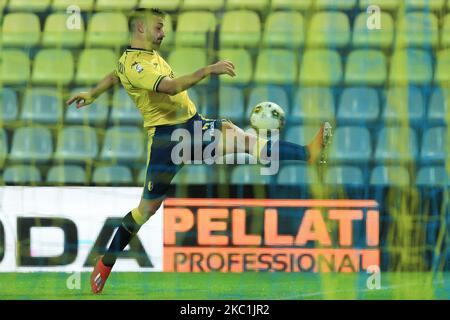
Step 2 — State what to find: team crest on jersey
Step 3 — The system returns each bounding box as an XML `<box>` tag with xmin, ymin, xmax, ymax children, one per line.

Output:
<box><xmin>132</xmin><ymin>62</ymin><xmax>144</xmax><ymax>73</ymax></box>
<box><xmin>148</xmin><ymin>181</ymin><xmax>154</xmax><ymax>192</ymax></box>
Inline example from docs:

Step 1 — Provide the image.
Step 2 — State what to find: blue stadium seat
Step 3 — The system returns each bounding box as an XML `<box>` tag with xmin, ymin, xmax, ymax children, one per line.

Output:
<box><xmin>277</xmin><ymin>164</ymin><xmax>320</xmax><ymax>186</ymax></box>
<box><xmin>416</xmin><ymin>166</ymin><xmax>449</xmax><ymax>187</ymax></box>
<box><xmin>9</xmin><ymin>127</ymin><xmax>53</xmax><ymax>163</ymax></box>
<box><xmin>246</xmin><ymin>85</ymin><xmax>289</xmax><ymax>118</ymax></box>
<box><xmin>3</xmin><ymin>165</ymin><xmax>42</xmax><ymax>185</ymax></box>
<box><xmin>46</xmin><ymin>165</ymin><xmax>87</xmax><ymax>185</ymax></box>
<box><xmin>427</xmin><ymin>87</ymin><xmax>449</xmax><ymax>125</ymax></box>
<box><xmin>404</xmin><ymin>0</ymin><xmax>446</xmax><ymax>11</ymax></box>
<box><xmin>300</xmin><ymin>49</ymin><xmax>343</xmax><ymax>86</ymax></box>
<box><xmin>420</xmin><ymin>127</ymin><xmax>447</xmax><ymax>164</ymax></box>
<box><xmin>315</xmin><ymin>0</ymin><xmax>356</xmax><ymax>10</ymax></box>
<box><xmin>284</xmin><ymin>125</ymin><xmax>319</xmax><ymax>145</ymax></box>
<box><xmin>231</xmin><ymin>165</ymin><xmax>272</xmax><ymax>185</ymax></box>
<box><xmin>374</xmin><ymin>127</ymin><xmax>418</xmax><ymax>163</ymax></box>
<box><xmin>307</xmin><ymin>11</ymin><xmax>350</xmax><ymax>49</ymax></box>
<box><xmin>382</xmin><ymin>87</ymin><xmax>425</xmax><ymax>126</ymax></box>
<box><xmin>352</xmin><ymin>12</ymin><xmax>394</xmax><ymax>49</ymax></box>
<box><xmin>92</xmin><ymin>165</ymin><xmax>133</xmax><ymax>186</ymax></box>
<box><xmin>219</xmin><ymin>86</ymin><xmax>245</xmax><ymax>122</ymax></box>
<box><xmin>20</xmin><ymin>88</ymin><xmax>63</xmax><ymax>125</ymax></box>
<box><xmin>254</xmin><ymin>49</ymin><xmax>298</xmax><ymax>85</ymax></box>
<box><xmin>370</xmin><ymin>165</ymin><xmax>411</xmax><ymax>187</ymax></box>
<box><xmin>110</xmin><ymin>88</ymin><xmax>143</xmax><ymax>125</ymax></box>
<box><xmin>345</xmin><ymin>50</ymin><xmax>387</xmax><ymax>86</ymax></box>
<box><xmin>172</xmin><ymin>165</ymin><xmax>209</xmax><ymax>185</ymax></box>
<box><xmin>0</xmin><ymin>129</ymin><xmax>7</xmax><ymax>168</ymax></box>
<box><xmin>325</xmin><ymin>166</ymin><xmax>364</xmax><ymax>186</ymax></box>
<box><xmin>0</xmin><ymin>88</ymin><xmax>18</xmax><ymax>124</ymax></box>
<box><xmin>389</xmin><ymin>49</ymin><xmax>433</xmax><ymax>85</ymax></box>
<box><xmin>100</xmin><ymin>126</ymin><xmax>145</xmax><ymax>163</ymax></box>
<box><xmin>291</xmin><ymin>87</ymin><xmax>335</xmax><ymax>123</ymax></box>
<box><xmin>262</xmin><ymin>11</ymin><xmax>304</xmax><ymax>49</ymax></box>
<box><xmin>65</xmin><ymin>88</ymin><xmax>109</xmax><ymax>126</ymax></box>
<box><xmin>337</xmin><ymin>87</ymin><xmax>379</xmax><ymax>124</ymax></box>
<box><xmin>329</xmin><ymin>127</ymin><xmax>372</xmax><ymax>163</ymax></box>
<box><xmin>54</xmin><ymin>126</ymin><xmax>98</xmax><ymax>163</ymax></box>
<box><xmin>397</xmin><ymin>12</ymin><xmax>439</xmax><ymax>48</ymax></box>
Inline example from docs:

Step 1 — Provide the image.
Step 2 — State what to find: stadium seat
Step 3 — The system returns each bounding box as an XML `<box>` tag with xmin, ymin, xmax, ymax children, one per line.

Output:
<box><xmin>0</xmin><ymin>50</ymin><xmax>30</xmax><ymax>85</ymax></box>
<box><xmin>254</xmin><ymin>49</ymin><xmax>297</xmax><ymax>85</ymax></box>
<box><xmin>307</xmin><ymin>12</ymin><xmax>350</xmax><ymax>49</ymax></box>
<box><xmin>65</xmin><ymin>88</ymin><xmax>109</xmax><ymax>126</ymax></box>
<box><xmin>299</xmin><ymin>49</ymin><xmax>342</xmax><ymax>86</ymax></box>
<box><xmin>435</xmin><ymin>49</ymin><xmax>450</xmax><ymax>85</ymax></box>
<box><xmin>172</xmin><ymin>165</ymin><xmax>209</xmax><ymax>185</ymax></box>
<box><xmin>182</xmin><ymin>0</ymin><xmax>224</xmax><ymax>11</ymax></box>
<box><xmin>220</xmin><ymin>10</ymin><xmax>261</xmax><ymax>48</ymax></box>
<box><xmin>374</xmin><ymin>127</ymin><xmax>418</xmax><ymax>163</ymax></box>
<box><xmin>9</xmin><ymin>127</ymin><xmax>53</xmax><ymax>163</ymax></box>
<box><xmin>337</xmin><ymin>87</ymin><xmax>380</xmax><ymax>124</ymax></box>
<box><xmin>291</xmin><ymin>87</ymin><xmax>335</xmax><ymax>123</ymax></box>
<box><xmin>3</xmin><ymin>165</ymin><xmax>42</xmax><ymax>185</ymax></box>
<box><xmin>370</xmin><ymin>165</ymin><xmax>410</xmax><ymax>187</ymax></box>
<box><xmin>225</xmin><ymin>0</ymin><xmax>270</xmax><ymax>13</ymax></box>
<box><xmin>8</xmin><ymin>0</ymin><xmax>50</xmax><ymax>12</ymax></box>
<box><xmin>20</xmin><ymin>88</ymin><xmax>63</xmax><ymax>125</ymax></box>
<box><xmin>219</xmin><ymin>86</ymin><xmax>245</xmax><ymax>122</ymax></box>
<box><xmin>329</xmin><ymin>127</ymin><xmax>372</xmax><ymax>163</ymax></box>
<box><xmin>54</xmin><ymin>126</ymin><xmax>98</xmax><ymax>163</ymax></box>
<box><xmin>277</xmin><ymin>164</ymin><xmax>320</xmax><ymax>186</ymax></box>
<box><xmin>246</xmin><ymin>86</ymin><xmax>289</xmax><ymax>117</ymax></box>
<box><xmin>389</xmin><ymin>50</ymin><xmax>433</xmax><ymax>85</ymax></box>
<box><xmin>0</xmin><ymin>88</ymin><xmax>18</xmax><ymax>124</ymax></box>
<box><xmin>359</xmin><ymin>0</ymin><xmax>400</xmax><ymax>11</ymax></box>
<box><xmin>271</xmin><ymin>0</ymin><xmax>311</xmax><ymax>10</ymax></box>
<box><xmin>95</xmin><ymin>0</ymin><xmax>138</xmax><ymax>10</ymax></box>
<box><xmin>218</xmin><ymin>49</ymin><xmax>253</xmax><ymax>85</ymax></box>
<box><xmin>263</xmin><ymin>11</ymin><xmax>304</xmax><ymax>49</ymax></box>
<box><xmin>52</xmin><ymin>0</ymin><xmax>95</xmax><ymax>11</ymax></box>
<box><xmin>352</xmin><ymin>12</ymin><xmax>394</xmax><ymax>49</ymax></box>
<box><xmin>32</xmin><ymin>49</ymin><xmax>74</xmax><ymax>86</ymax></box>
<box><xmin>1</xmin><ymin>13</ymin><xmax>40</xmax><ymax>47</ymax></box>
<box><xmin>382</xmin><ymin>86</ymin><xmax>425</xmax><ymax>126</ymax></box>
<box><xmin>325</xmin><ymin>166</ymin><xmax>364</xmax><ymax>186</ymax></box>
<box><xmin>416</xmin><ymin>166</ymin><xmax>449</xmax><ymax>187</ymax></box>
<box><xmin>442</xmin><ymin>15</ymin><xmax>450</xmax><ymax>48</ymax></box>
<box><xmin>0</xmin><ymin>129</ymin><xmax>7</xmax><ymax>168</ymax></box>
<box><xmin>100</xmin><ymin>126</ymin><xmax>145</xmax><ymax>163</ymax></box>
<box><xmin>285</xmin><ymin>125</ymin><xmax>320</xmax><ymax>145</ymax></box>
<box><xmin>46</xmin><ymin>165</ymin><xmax>87</xmax><ymax>185</ymax></box>
<box><xmin>110</xmin><ymin>88</ymin><xmax>143</xmax><ymax>125</ymax></box>
<box><xmin>404</xmin><ymin>0</ymin><xmax>446</xmax><ymax>11</ymax></box>
<box><xmin>92</xmin><ymin>165</ymin><xmax>133</xmax><ymax>186</ymax></box>
<box><xmin>42</xmin><ymin>13</ymin><xmax>85</xmax><ymax>48</ymax></box>
<box><xmin>86</xmin><ymin>13</ymin><xmax>128</xmax><ymax>48</ymax></box>
<box><xmin>397</xmin><ymin>12</ymin><xmax>439</xmax><ymax>48</ymax></box>
<box><xmin>175</xmin><ymin>11</ymin><xmax>216</xmax><ymax>47</ymax></box>
<box><xmin>316</xmin><ymin>0</ymin><xmax>356</xmax><ymax>10</ymax></box>
<box><xmin>428</xmin><ymin>87</ymin><xmax>450</xmax><ymax>125</ymax></box>
<box><xmin>168</xmin><ymin>48</ymin><xmax>207</xmax><ymax>84</ymax></box>
<box><xmin>75</xmin><ymin>49</ymin><xmax>117</xmax><ymax>85</ymax></box>
<box><xmin>139</xmin><ymin>0</ymin><xmax>181</xmax><ymax>11</ymax></box>
<box><xmin>345</xmin><ymin>50</ymin><xmax>387</xmax><ymax>86</ymax></box>
<box><xmin>420</xmin><ymin>127</ymin><xmax>447</xmax><ymax>163</ymax></box>
<box><xmin>231</xmin><ymin>165</ymin><xmax>272</xmax><ymax>185</ymax></box>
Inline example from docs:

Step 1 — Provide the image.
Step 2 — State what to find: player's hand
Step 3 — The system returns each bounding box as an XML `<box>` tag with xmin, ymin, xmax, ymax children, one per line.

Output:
<box><xmin>66</xmin><ymin>91</ymin><xmax>95</xmax><ymax>108</ymax></box>
<box><xmin>209</xmin><ymin>60</ymin><xmax>236</xmax><ymax>77</ymax></box>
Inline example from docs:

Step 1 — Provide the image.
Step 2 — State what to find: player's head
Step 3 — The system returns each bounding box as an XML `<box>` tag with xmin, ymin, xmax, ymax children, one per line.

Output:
<box><xmin>129</xmin><ymin>8</ymin><xmax>166</xmax><ymax>49</ymax></box>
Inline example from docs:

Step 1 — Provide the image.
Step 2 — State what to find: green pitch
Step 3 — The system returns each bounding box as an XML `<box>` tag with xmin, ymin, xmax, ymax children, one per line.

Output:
<box><xmin>0</xmin><ymin>272</ymin><xmax>448</xmax><ymax>300</ymax></box>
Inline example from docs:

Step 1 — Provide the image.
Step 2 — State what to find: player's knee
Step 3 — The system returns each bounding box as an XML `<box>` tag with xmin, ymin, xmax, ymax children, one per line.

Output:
<box><xmin>134</xmin><ymin>199</ymin><xmax>162</xmax><ymax>225</ymax></box>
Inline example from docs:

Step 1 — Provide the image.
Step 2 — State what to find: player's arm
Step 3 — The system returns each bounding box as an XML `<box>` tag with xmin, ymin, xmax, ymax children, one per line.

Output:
<box><xmin>157</xmin><ymin>60</ymin><xmax>236</xmax><ymax>96</ymax></box>
<box><xmin>66</xmin><ymin>71</ymin><xmax>119</xmax><ymax>108</ymax></box>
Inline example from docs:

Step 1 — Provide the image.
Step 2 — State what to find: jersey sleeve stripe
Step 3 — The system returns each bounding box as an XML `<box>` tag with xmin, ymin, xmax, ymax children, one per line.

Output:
<box><xmin>153</xmin><ymin>75</ymin><xmax>166</xmax><ymax>92</ymax></box>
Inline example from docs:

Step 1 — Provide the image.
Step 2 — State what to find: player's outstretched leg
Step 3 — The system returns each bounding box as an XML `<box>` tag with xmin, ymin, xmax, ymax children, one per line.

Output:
<box><xmin>90</xmin><ymin>198</ymin><xmax>162</xmax><ymax>294</ymax></box>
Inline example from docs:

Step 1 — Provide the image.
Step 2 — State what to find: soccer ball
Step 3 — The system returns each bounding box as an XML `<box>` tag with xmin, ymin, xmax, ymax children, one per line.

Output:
<box><xmin>250</xmin><ymin>101</ymin><xmax>286</xmax><ymax>130</ymax></box>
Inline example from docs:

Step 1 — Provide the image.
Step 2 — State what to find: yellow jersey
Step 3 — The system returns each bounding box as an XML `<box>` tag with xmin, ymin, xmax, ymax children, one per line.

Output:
<box><xmin>115</xmin><ymin>47</ymin><xmax>197</xmax><ymax>128</ymax></box>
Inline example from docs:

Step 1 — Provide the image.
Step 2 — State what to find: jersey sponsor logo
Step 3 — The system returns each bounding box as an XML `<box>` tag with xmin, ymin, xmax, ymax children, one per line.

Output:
<box><xmin>132</xmin><ymin>62</ymin><xmax>144</xmax><ymax>73</ymax></box>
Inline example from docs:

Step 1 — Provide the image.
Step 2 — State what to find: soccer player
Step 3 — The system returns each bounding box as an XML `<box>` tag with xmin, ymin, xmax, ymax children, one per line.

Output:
<box><xmin>67</xmin><ymin>8</ymin><xmax>333</xmax><ymax>294</ymax></box>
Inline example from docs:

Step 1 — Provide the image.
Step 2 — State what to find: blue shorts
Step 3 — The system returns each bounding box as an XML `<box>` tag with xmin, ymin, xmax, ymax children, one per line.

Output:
<box><xmin>143</xmin><ymin>113</ymin><xmax>227</xmax><ymax>200</ymax></box>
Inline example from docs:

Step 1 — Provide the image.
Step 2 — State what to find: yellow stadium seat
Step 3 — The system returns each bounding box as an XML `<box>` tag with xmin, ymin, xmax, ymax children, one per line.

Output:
<box><xmin>307</xmin><ymin>11</ymin><xmax>350</xmax><ymax>48</ymax></box>
<box><xmin>359</xmin><ymin>0</ymin><xmax>399</xmax><ymax>11</ymax></box>
<box><xmin>8</xmin><ymin>0</ymin><xmax>51</xmax><ymax>12</ymax></box>
<box><xmin>397</xmin><ymin>12</ymin><xmax>439</xmax><ymax>48</ymax></box>
<box><xmin>404</xmin><ymin>0</ymin><xmax>446</xmax><ymax>11</ymax></box>
<box><xmin>218</xmin><ymin>49</ymin><xmax>253</xmax><ymax>85</ymax></box>
<box><xmin>263</xmin><ymin>11</ymin><xmax>304</xmax><ymax>48</ymax></box>
<box><xmin>1</xmin><ymin>13</ymin><xmax>40</xmax><ymax>47</ymax></box>
<box><xmin>139</xmin><ymin>0</ymin><xmax>181</xmax><ymax>11</ymax></box>
<box><xmin>220</xmin><ymin>10</ymin><xmax>261</xmax><ymax>48</ymax></box>
<box><xmin>168</xmin><ymin>48</ymin><xmax>208</xmax><ymax>84</ymax></box>
<box><xmin>442</xmin><ymin>14</ymin><xmax>450</xmax><ymax>48</ymax></box>
<box><xmin>42</xmin><ymin>13</ymin><xmax>85</xmax><ymax>48</ymax></box>
<box><xmin>32</xmin><ymin>49</ymin><xmax>74</xmax><ymax>86</ymax></box>
<box><xmin>434</xmin><ymin>49</ymin><xmax>450</xmax><ymax>84</ymax></box>
<box><xmin>300</xmin><ymin>49</ymin><xmax>342</xmax><ymax>86</ymax></box>
<box><xmin>345</xmin><ymin>50</ymin><xmax>387</xmax><ymax>86</ymax></box>
<box><xmin>182</xmin><ymin>0</ymin><xmax>224</xmax><ymax>11</ymax></box>
<box><xmin>175</xmin><ymin>11</ymin><xmax>216</xmax><ymax>47</ymax></box>
<box><xmin>0</xmin><ymin>49</ymin><xmax>30</xmax><ymax>85</ymax></box>
<box><xmin>271</xmin><ymin>0</ymin><xmax>312</xmax><ymax>10</ymax></box>
<box><xmin>315</xmin><ymin>0</ymin><xmax>356</xmax><ymax>10</ymax></box>
<box><xmin>254</xmin><ymin>49</ymin><xmax>297</xmax><ymax>85</ymax></box>
<box><xmin>352</xmin><ymin>12</ymin><xmax>394</xmax><ymax>49</ymax></box>
<box><xmin>95</xmin><ymin>0</ymin><xmax>139</xmax><ymax>11</ymax></box>
<box><xmin>86</xmin><ymin>12</ymin><xmax>129</xmax><ymax>48</ymax></box>
<box><xmin>52</xmin><ymin>0</ymin><xmax>95</xmax><ymax>11</ymax></box>
<box><xmin>226</xmin><ymin>0</ymin><xmax>270</xmax><ymax>13</ymax></box>
<box><xmin>75</xmin><ymin>49</ymin><xmax>117</xmax><ymax>85</ymax></box>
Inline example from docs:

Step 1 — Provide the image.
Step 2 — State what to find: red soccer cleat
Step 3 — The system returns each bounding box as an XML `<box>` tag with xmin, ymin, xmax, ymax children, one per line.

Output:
<box><xmin>307</xmin><ymin>122</ymin><xmax>333</xmax><ymax>165</ymax></box>
<box><xmin>90</xmin><ymin>257</ymin><xmax>112</xmax><ymax>294</ymax></box>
